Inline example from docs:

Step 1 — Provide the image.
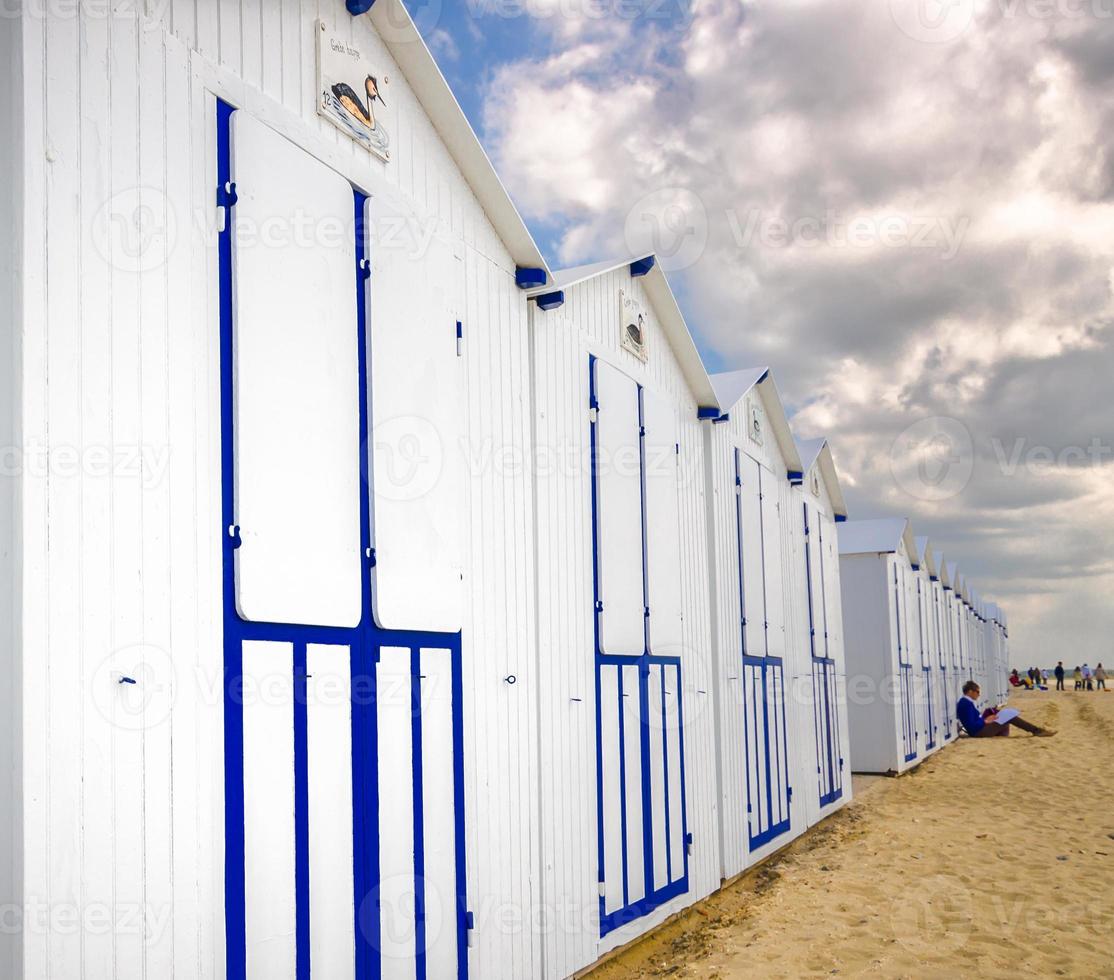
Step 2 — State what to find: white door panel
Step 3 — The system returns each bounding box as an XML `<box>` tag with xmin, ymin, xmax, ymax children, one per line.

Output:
<box><xmin>232</xmin><ymin>112</ymin><xmax>362</xmax><ymax>628</ymax></box>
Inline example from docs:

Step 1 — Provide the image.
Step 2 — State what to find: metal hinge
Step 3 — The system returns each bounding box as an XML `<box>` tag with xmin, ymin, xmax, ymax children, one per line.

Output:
<box><xmin>216</xmin><ymin>181</ymin><xmax>237</xmax><ymax>232</ymax></box>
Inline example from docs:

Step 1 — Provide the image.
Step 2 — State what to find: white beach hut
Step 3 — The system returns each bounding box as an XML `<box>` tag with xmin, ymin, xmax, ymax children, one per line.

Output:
<box><xmin>944</xmin><ymin>562</ymin><xmax>964</xmax><ymax>713</ymax></box>
<box><xmin>527</xmin><ymin>255</ymin><xmax>721</xmax><ymax>972</ymax></box>
<box><xmin>703</xmin><ymin>369</ymin><xmax>813</xmax><ymax>875</ymax></box>
<box><xmin>2</xmin><ymin>3</ymin><xmax>568</xmax><ymax>978</ymax></box>
<box><xmin>931</xmin><ymin>554</ymin><xmax>958</xmax><ymax>745</ymax></box>
<box><xmin>838</xmin><ymin>518</ymin><xmax>925</xmax><ymax>774</ymax></box>
<box><xmin>791</xmin><ymin>438</ymin><xmax>853</xmax><ymax>826</ymax></box>
<box><xmin>913</xmin><ymin>538</ymin><xmax>944</xmax><ymax>755</ymax></box>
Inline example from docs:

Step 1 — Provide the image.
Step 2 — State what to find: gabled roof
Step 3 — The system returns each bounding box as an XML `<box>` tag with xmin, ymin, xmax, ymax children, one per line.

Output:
<box><xmin>367</xmin><ymin>1</ymin><xmax>552</xmax><ymax>280</ymax></box>
<box><xmin>915</xmin><ymin>536</ymin><xmax>937</xmax><ymax>579</ymax></box>
<box><xmin>530</xmin><ymin>254</ymin><xmax>718</xmax><ymax>406</ymax></box>
<box><xmin>935</xmin><ymin>552</ymin><xmax>951</xmax><ymax>588</ymax></box>
<box><xmin>794</xmin><ymin>436</ymin><xmax>849</xmax><ymax>520</ymax></box>
<box><xmin>711</xmin><ymin>369</ymin><xmax>803</xmax><ymax>474</ymax></box>
<box><xmin>545</xmin><ymin>256</ymin><xmax>640</xmax><ymax>290</ymax></box>
<box><xmin>946</xmin><ymin>563</ymin><xmax>959</xmax><ymax>591</ymax></box>
<box><xmin>838</xmin><ymin>518</ymin><xmax>916</xmax><ymax>560</ymax></box>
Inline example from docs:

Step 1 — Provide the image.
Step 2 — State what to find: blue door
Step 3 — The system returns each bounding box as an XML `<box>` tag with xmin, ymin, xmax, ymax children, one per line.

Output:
<box><xmin>923</xmin><ymin>665</ymin><xmax>937</xmax><ymax>750</ymax></box>
<box><xmin>218</xmin><ymin>102</ymin><xmax>469</xmax><ymax>980</ymax></box>
<box><xmin>590</xmin><ymin>357</ymin><xmax>690</xmax><ymax>936</ymax></box>
<box><xmin>737</xmin><ymin>452</ymin><xmax>792</xmax><ymax>848</ymax></box>
<box><xmin>803</xmin><ymin>504</ymin><xmax>843</xmax><ymax>808</ymax></box>
<box><xmin>893</xmin><ymin>565</ymin><xmax>917</xmax><ymax>764</ymax></box>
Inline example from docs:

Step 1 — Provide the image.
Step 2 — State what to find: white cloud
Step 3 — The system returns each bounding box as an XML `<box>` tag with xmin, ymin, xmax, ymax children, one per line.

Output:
<box><xmin>481</xmin><ymin>0</ymin><xmax>1114</xmax><ymax>665</ymax></box>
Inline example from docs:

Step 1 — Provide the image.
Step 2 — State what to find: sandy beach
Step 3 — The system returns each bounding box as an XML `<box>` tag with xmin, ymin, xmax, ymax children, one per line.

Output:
<box><xmin>588</xmin><ymin>691</ymin><xmax>1114</xmax><ymax>978</ymax></box>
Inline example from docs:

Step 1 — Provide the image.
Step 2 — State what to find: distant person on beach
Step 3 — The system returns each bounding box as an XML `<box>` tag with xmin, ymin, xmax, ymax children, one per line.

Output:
<box><xmin>1074</xmin><ymin>666</ymin><xmax>1084</xmax><ymax>690</ymax></box>
<box><xmin>1083</xmin><ymin>664</ymin><xmax>1094</xmax><ymax>691</ymax></box>
<box><xmin>957</xmin><ymin>682</ymin><xmax>1054</xmax><ymax>737</ymax></box>
<box><xmin>1055</xmin><ymin>661</ymin><xmax>1065</xmax><ymax>690</ymax></box>
<box><xmin>1096</xmin><ymin>664</ymin><xmax>1107</xmax><ymax>691</ymax></box>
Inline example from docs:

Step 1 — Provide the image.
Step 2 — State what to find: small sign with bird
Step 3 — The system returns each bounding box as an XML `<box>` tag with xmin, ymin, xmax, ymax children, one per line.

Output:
<box><xmin>316</xmin><ymin>20</ymin><xmax>391</xmax><ymax>161</ymax></box>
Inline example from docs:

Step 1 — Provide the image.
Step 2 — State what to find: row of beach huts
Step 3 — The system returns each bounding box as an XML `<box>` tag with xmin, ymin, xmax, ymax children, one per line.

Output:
<box><xmin>0</xmin><ymin>2</ymin><xmax>1010</xmax><ymax>979</ymax></box>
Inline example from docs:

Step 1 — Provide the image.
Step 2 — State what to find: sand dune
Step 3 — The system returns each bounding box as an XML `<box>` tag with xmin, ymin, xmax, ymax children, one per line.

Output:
<box><xmin>588</xmin><ymin>691</ymin><xmax>1114</xmax><ymax>978</ymax></box>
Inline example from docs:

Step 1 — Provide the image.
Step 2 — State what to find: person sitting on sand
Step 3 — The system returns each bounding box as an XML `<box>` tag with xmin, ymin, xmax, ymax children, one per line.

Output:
<box><xmin>956</xmin><ymin>681</ymin><xmax>1055</xmax><ymax>737</ymax></box>
<box><xmin>1009</xmin><ymin>669</ymin><xmax>1022</xmax><ymax>687</ymax></box>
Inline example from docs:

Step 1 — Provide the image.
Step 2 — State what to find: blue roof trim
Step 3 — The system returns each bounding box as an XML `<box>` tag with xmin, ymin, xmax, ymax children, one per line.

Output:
<box><xmin>712</xmin><ymin>414</ymin><xmax>730</xmax><ymax>424</ymax></box>
<box><xmin>697</xmin><ymin>406</ymin><xmax>720</xmax><ymax>420</ymax></box>
<box><xmin>756</xmin><ymin>368</ymin><xmax>770</xmax><ymax>385</ymax></box>
<box><xmin>630</xmin><ymin>256</ymin><xmax>656</xmax><ymax>278</ymax></box>
<box><xmin>787</xmin><ymin>470</ymin><xmax>804</xmax><ymax>484</ymax></box>
<box><xmin>345</xmin><ymin>0</ymin><xmax>376</xmax><ymax>13</ymax></box>
<box><xmin>534</xmin><ymin>290</ymin><xmax>565</xmax><ymax>311</ymax></box>
<box><xmin>911</xmin><ymin>563</ymin><xmax>920</xmax><ymax>571</ymax></box>
<box><xmin>835</xmin><ymin>514</ymin><xmax>848</xmax><ymax>523</ymax></box>
<box><xmin>515</xmin><ymin>266</ymin><xmax>547</xmax><ymax>289</ymax></box>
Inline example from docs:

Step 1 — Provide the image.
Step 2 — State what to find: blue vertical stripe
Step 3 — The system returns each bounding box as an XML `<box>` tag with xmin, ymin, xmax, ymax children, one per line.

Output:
<box><xmin>411</xmin><ymin>650</ymin><xmax>427</xmax><ymax>980</ymax></box>
<box><xmin>294</xmin><ymin>643</ymin><xmax>311</xmax><ymax>980</ymax></box>
<box><xmin>217</xmin><ymin>97</ymin><xmax>247</xmax><ymax>980</ymax></box>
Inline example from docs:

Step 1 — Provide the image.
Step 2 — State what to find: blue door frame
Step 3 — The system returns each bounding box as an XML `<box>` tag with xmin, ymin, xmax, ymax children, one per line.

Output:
<box><xmin>917</xmin><ymin>580</ymin><xmax>936</xmax><ymax>752</ymax></box>
<box><xmin>736</xmin><ymin>453</ymin><xmax>792</xmax><ymax>848</ymax></box>
<box><xmin>803</xmin><ymin>504</ymin><xmax>843</xmax><ymax>808</ymax></box>
<box><xmin>893</xmin><ymin>565</ymin><xmax>917</xmax><ymax>765</ymax></box>
<box><xmin>218</xmin><ymin>100</ymin><xmax>469</xmax><ymax>980</ymax></box>
<box><xmin>589</xmin><ymin>356</ymin><xmax>690</xmax><ymax>937</ymax></box>
<box><xmin>923</xmin><ymin>666</ymin><xmax>937</xmax><ymax>751</ymax></box>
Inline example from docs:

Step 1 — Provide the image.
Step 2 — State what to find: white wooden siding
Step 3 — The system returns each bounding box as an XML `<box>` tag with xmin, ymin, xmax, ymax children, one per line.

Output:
<box><xmin>705</xmin><ymin>399</ymin><xmax>816</xmax><ymax>876</ymax></box>
<box><xmin>0</xmin><ymin>14</ymin><xmax>22</xmax><ymax>980</ymax></box>
<box><xmin>14</xmin><ymin>3</ymin><xmax>540</xmax><ymax>978</ymax></box>
<box><xmin>530</xmin><ymin>265</ymin><xmax>718</xmax><ymax>976</ymax></box>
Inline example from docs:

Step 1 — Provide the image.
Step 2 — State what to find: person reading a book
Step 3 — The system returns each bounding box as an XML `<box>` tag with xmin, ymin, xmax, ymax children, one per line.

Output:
<box><xmin>956</xmin><ymin>682</ymin><xmax>1055</xmax><ymax>738</ymax></box>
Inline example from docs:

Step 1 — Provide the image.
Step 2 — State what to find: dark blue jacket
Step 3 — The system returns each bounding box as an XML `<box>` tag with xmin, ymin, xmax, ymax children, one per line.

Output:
<box><xmin>956</xmin><ymin>696</ymin><xmax>985</xmax><ymax>735</ymax></box>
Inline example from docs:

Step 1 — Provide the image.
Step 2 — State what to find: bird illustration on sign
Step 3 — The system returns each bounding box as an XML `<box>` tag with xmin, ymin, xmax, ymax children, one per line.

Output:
<box><xmin>317</xmin><ymin>22</ymin><xmax>391</xmax><ymax>159</ymax></box>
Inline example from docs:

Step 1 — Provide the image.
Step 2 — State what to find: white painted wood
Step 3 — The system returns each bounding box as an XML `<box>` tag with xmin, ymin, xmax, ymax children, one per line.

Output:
<box><xmin>0</xmin><ymin>13</ymin><xmax>20</xmax><ymax>977</ymax></box>
<box><xmin>621</xmin><ymin>662</ymin><xmax>645</xmax><ymax>905</ymax></box>
<box><xmin>307</xmin><ymin>644</ymin><xmax>356</xmax><ymax>980</ymax></box>
<box><xmin>647</xmin><ymin>664</ymin><xmax>668</xmax><ymax>892</ymax></box>
<box><xmin>599</xmin><ymin>665</ymin><xmax>623</xmax><ymax>917</ymax></box>
<box><xmin>376</xmin><ymin>646</ymin><xmax>417</xmax><ymax>976</ymax></box>
<box><xmin>644</xmin><ymin>389</ymin><xmax>684</xmax><ymax>656</ymax></box>
<box><xmin>242</xmin><ymin>641</ymin><xmax>297</xmax><ymax>980</ymax></box>
<box><xmin>595</xmin><ymin>360</ymin><xmax>646</xmax><ymax>655</ymax></box>
<box><xmin>759</xmin><ymin>464</ymin><xmax>785</xmax><ymax>662</ymax></box>
<box><xmin>14</xmin><ymin>3</ymin><xmax>547</xmax><ymax>978</ymax></box>
<box><xmin>231</xmin><ymin>109</ymin><xmax>362</xmax><ymax>628</ymax></box>
<box><xmin>365</xmin><ymin>194</ymin><xmax>464</xmax><ymax>634</ymax></box>
<box><xmin>420</xmin><ymin>647</ymin><xmax>459</xmax><ymax>980</ymax></box>
<box><xmin>738</xmin><ymin>453</ymin><xmax>766</xmax><ymax>660</ymax></box>
<box><xmin>663</xmin><ymin>664</ymin><xmax>685</xmax><ymax>884</ymax></box>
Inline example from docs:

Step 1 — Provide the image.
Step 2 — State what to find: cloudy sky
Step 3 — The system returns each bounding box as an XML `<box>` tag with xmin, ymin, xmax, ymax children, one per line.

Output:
<box><xmin>416</xmin><ymin>0</ymin><xmax>1114</xmax><ymax>668</ymax></box>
